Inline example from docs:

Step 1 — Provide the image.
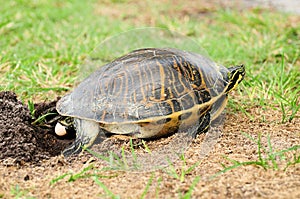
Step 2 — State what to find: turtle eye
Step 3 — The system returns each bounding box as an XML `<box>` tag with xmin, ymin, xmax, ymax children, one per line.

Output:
<box><xmin>227</xmin><ymin>71</ymin><xmax>232</xmax><ymax>80</ymax></box>
<box><xmin>229</xmin><ymin>65</ymin><xmax>245</xmax><ymax>82</ymax></box>
<box><xmin>64</xmin><ymin>117</ymin><xmax>74</xmax><ymax>125</ymax></box>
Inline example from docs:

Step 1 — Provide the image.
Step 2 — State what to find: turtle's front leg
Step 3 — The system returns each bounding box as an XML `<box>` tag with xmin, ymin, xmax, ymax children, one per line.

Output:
<box><xmin>62</xmin><ymin>118</ymin><xmax>102</xmax><ymax>156</ymax></box>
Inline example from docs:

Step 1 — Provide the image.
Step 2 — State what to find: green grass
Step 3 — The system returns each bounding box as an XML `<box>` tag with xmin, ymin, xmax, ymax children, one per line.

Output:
<box><xmin>10</xmin><ymin>185</ymin><xmax>36</xmax><ymax>199</ymax></box>
<box><xmin>1</xmin><ymin>1</ymin><xmax>299</xmax><ymax>117</ymax></box>
<box><xmin>93</xmin><ymin>177</ymin><xmax>121</xmax><ymax>199</ymax></box>
<box><xmin>163</xmin><ymin>154</ymin><xmax>200</xmax><ymax>183</ymax></box>
<box><xmin>83</xmin><ymin>139</ymin><xmax>144</xmax><ymax>171</ymax></box>
<box><xmin>140</xmin><ymin>173</ymin><xmax>155</xmax><ymax>199</ymax></box>
<box><xmin>50</xmin><ymin>164</ymin><xmax>117</xmax><ymax>185</ymax></box>
<box><xmin>179</xmin><ymin>176</ymin><xmax>201</xmax><ymax>199</ymax></box>
<box><xmin>0</xmin><ymin>0</ymin><xmax>127</xmax><ymax>100</ymax></box>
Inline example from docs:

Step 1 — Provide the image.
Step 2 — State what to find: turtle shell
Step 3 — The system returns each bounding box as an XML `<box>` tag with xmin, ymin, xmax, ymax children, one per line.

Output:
<box><xmin>57</xmin><ymin>48</ymin><xmax>229</xmax><ymax>125</ymax></box>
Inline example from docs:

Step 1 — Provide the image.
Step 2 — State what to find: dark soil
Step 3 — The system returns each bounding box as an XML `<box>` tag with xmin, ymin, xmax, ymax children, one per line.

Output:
<box><xmin>0</xmin><ymin>91</ymin><xmax>74</xmax><ymax>165</ymax></box>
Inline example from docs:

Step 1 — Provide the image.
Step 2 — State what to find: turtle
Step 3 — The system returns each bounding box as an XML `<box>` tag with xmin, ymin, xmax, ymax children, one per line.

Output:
<box><xmin>55</xmin><ymin>48</ymin><xmax>245</xmax><ymax>156</ymax></box>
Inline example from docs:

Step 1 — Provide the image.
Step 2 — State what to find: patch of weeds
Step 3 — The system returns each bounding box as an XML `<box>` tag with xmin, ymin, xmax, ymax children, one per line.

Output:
<box><xmin>229</xmin><ymin>99</ymin><xmax>255</xmax><ymax>120</ymax></box>
<box><xmin>280</xmin><ymin>98</ymin><xmax>300</xmax><ymax>123</ymax></box>
<box><xmin>93</xmin><ymin>177</ymin><xmax>120</xmax><ymax>199</ymax></box>
<box><xmin>141</xmin><ymin>139</ymin><xmax>152</xmax><ymax>153</ymax></box>
<box><xmin>85</xmin><ymin>139</ymin><xmax>155</xmax><ymax>171</ymax></box>
<box><xmin>10</xmin><ymin>185</ymin><xmax>35</xmax><ymax>199</ymax></box>
<box><xmin>86</xmin><ymin>148</ymin><xmax>132</xmax><ymax>171</ymax></box>
<box><xmin>27</xmin><ymin>100</ymin><xmax>58</xmax><ymax>125</ymax></box>
<box><xmin>84</xmin><ymin>141</ymin><xmax>136</xmax><ymax>171</ymax></box>
<box><xmin>179</xmin><ymin>176</ymin><xmax>201</xmax><ymax>199</ymax></box>
<box><xmin>27</xmin><ymin>100</ymin><xmax>35</xmax><ymax>119</ymax></box>
<box><xmin>273</xmin><ymin>55</ymin><xmax>300</xmax><ymax>123</ymax></box>
<box><xmin>213</xmin><ymin>133</ymin><xmax>300</xmax><ymax>177</ymax></box>
<box><xmin>285</xmin><ymin>153</ymin><xmax>300</xmax><ymax>169</ymax></box>
<box><xmin>164</xmin><ymin>154</ymin><xmax>200</xmax><ymax>182</ymax></box>
<box><xmin>50</xmin><ymin>164</ymin><xmax>117</xmax><ymax>185</ymax></box>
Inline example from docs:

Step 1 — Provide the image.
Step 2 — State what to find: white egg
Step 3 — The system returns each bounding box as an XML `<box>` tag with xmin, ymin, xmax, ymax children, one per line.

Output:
<box><xmin>55</xmin><ymin>122</ymin><xmax>67</xmax><ymax>136</ymax></box>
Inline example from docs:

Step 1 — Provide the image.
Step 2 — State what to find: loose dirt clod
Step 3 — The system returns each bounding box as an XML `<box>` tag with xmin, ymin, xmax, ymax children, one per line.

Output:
<box><xmin>0</xmin><ymin>91</ymin><xmax>74</xmax><ymax>165</ymax></box>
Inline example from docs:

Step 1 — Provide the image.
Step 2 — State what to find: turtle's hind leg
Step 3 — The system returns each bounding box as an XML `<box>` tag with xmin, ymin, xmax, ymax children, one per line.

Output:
<box><xmin>194</xmin><ymin>113</ymin><xmax>211</xmax><ymax>137</ymax></box>
<box><xmin>62</xmin><ymin>119</ymin><xmax>104</xmax><ymax>156</ymax></box>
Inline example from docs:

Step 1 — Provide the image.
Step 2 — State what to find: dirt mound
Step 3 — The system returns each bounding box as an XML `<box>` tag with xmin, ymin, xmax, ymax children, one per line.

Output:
<box><xmin>0</xmin><ymin>91</ymin><xmax>74</xmax><ymax>165</ymax></box>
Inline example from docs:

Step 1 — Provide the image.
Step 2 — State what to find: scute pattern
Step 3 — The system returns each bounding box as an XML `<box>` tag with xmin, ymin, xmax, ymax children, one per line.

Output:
<box><xmin>57</xmin><ymin>48</ymin><xmax>228</xmax><ymax>123</ymax></box>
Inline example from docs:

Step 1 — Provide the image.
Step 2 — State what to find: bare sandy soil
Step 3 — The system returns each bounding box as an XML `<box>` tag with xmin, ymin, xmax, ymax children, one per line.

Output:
<box><xmin>0</xmin><ymin>90</ymin><xmax>299</xmax><ymax>198</ymax></box>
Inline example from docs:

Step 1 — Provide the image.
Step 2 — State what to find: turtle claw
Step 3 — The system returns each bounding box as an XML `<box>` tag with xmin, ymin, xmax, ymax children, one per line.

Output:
<box><xmin>62</xmin><ymin>138</ymin><xmax>83</xmax><ymax>157</ymax></box>
<box><xmin>62</xmin><ymin>130</ymin><xmax>95</xmax><ymax>157</ymax></box>
<box><xmin>62</xmin><ymin>119</ymin><xmax>107</xmax><ymax>157</ymax></box>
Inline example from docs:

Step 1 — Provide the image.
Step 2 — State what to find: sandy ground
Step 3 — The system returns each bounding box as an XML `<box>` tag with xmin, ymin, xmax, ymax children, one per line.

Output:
<box><xmin>1</xmin><ymin>107</ymin><xmax>299</xmax><ymax>198</ymax></box>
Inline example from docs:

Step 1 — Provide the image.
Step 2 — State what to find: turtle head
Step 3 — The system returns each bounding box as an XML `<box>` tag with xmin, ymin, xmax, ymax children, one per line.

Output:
<box><xmin>55</xmin><ymin>117</ymin><xmax>75</xmax><ymax>136</ymax></box>
<box><xmin>224</xmin><ymin>64</ymin><xmax>245</xmax><ymax>93</ymax></box>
